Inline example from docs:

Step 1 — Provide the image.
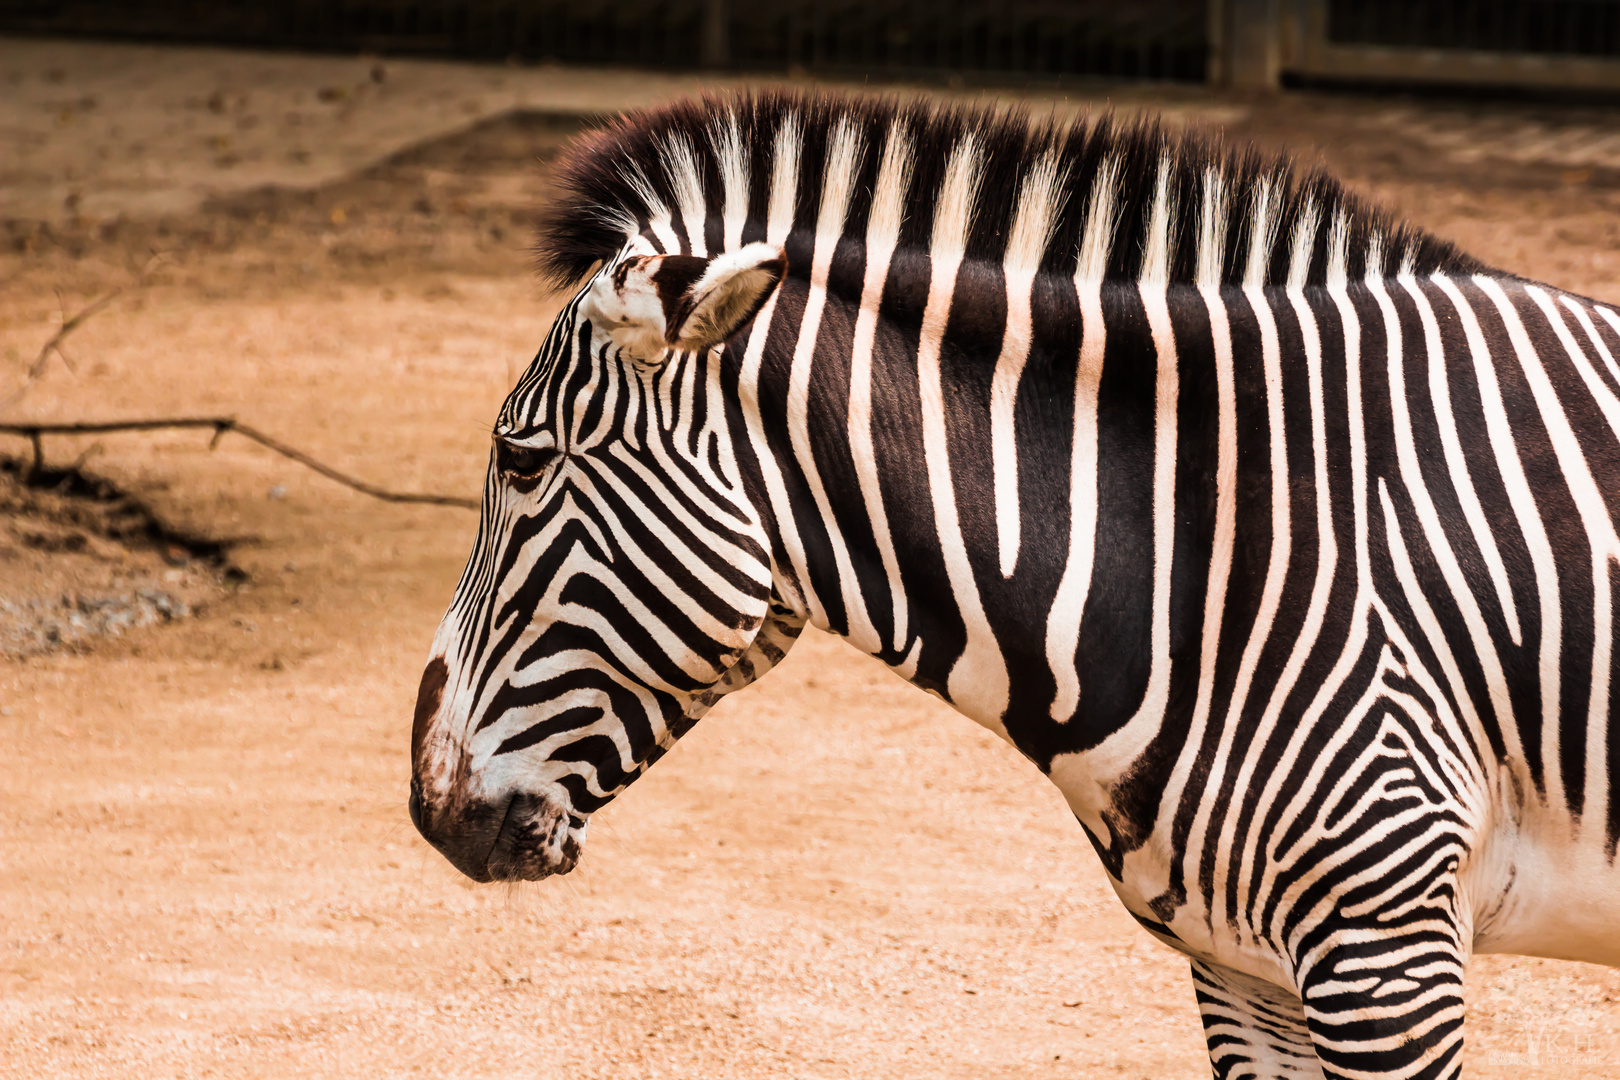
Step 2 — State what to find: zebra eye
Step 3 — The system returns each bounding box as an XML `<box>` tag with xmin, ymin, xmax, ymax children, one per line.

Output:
<box><xmin>495</xmin><ymin>440</ymin><xmax>559</xmax><ymax>481</ymax></box>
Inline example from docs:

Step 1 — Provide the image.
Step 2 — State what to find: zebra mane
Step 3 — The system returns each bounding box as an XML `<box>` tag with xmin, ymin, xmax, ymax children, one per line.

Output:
<box><xmin>536</xmin><ymin>89</ymin><xmax>1483</xmax><ymax>290</ymax></box>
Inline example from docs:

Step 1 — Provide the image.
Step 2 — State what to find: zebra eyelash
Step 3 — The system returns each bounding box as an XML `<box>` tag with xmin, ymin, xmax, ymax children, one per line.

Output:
<box><xmin>495</xmin><ymin>438</ymin><xmax>565</xmax><ymax>485</ymax></box>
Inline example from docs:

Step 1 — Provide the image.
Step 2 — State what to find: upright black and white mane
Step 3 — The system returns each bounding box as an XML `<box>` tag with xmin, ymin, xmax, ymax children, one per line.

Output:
<box><xmin>536</xmin><ymin>89</ymin><xmax>1483</xmax><ymax>291</ymax></box>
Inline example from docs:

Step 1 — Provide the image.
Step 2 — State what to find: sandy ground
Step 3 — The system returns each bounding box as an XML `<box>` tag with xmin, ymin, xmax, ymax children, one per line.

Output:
<box><xmin>3</xmin><ymin>37</ymin><xmax>1620</xmax><ymax>1079</ymax></box>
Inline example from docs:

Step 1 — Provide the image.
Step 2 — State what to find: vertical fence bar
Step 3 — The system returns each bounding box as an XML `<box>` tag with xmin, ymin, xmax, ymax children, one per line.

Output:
<box><xmin>702</xmin><ymin>0</ymin><xmax>729</xmax><ymax>66</ymax></box>
<box><xmin>1221</xmin><ymin>0</ymin><xmax>1279</xmax><ymax>86</ymax></box>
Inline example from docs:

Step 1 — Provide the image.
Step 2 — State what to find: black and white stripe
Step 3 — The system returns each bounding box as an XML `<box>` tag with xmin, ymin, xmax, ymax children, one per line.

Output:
<box><xmin>410</xmin><ymin>90</ymin><xmax>1620</xmax><ymax>1079</ymax></box>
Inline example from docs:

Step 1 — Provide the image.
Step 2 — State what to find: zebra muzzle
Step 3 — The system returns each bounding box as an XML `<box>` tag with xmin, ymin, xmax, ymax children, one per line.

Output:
<box><xmin>483</xmin><ymin>790</ymin><xmax>580</xmax><ymax>882</ymax></box>
<box><xmin>410</xmin><ymin>779</ymin><xmax>580</xmax><ymax>883</ymax></box>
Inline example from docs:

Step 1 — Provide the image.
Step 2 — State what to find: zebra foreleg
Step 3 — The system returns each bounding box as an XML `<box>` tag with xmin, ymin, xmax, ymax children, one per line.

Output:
<box><xmin>1294</xmin><ymin>925</ymin><xmax>1467</xmax><ymax>1080</ymax></box>
<box><xmin>1191</xmin><ymin>959</ymin><xmax>1324</xmax><ymax>1079</ymax></box>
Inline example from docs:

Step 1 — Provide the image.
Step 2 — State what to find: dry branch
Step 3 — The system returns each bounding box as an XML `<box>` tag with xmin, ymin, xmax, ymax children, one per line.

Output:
<box><xmin>0</xmin><ymin>290</ymin><xmax>122</xmax><ymax>412</ymax></box>
<box><xmin>4</xmin><ymin>255</ymin><xmax>174</xmax><ymax>412</ymax></box>
<box><xmin>0</xmin><ymin>418</ymin><xmax>479</xmax><ymax>510</ymax></box>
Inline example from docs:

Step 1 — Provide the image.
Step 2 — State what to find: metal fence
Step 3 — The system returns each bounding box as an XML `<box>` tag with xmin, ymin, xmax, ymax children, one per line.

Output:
<box><xmin>9</xmin><ymin>0</ymin><xmax>1620</xmax><ymax>90</ymax></box>
<box><xmin>1328</xmin><ymin>0</ymin><xmax>1620</xmax><ymax>58</ymax></box>
<box><xmin>1278</xmin><ymin>0</ymin><xmax>1620</xmax><ymax>91</ymax></box>
<box><xmin>725</xmin><ymin>1</ymin><xmax>1206</xmax><ymax>81</ymax></box>
<box><xmin>0</xmin><ymin>0</ymin><xmax>1209</xmax><ymax>82</ymax></box>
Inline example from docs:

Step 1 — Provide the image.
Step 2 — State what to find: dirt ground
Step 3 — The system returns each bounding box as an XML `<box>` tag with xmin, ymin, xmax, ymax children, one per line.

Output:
<box><xmin>3</xmin><ymin>37</ymin><xmax>1620</xmax><ymax>1080</ymax></box>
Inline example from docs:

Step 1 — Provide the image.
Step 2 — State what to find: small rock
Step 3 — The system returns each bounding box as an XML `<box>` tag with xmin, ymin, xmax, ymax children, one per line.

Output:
<box><xmin>138</xmin><ymin>589</ymin><xmax>189</xmax><ymax>620</ymax></box>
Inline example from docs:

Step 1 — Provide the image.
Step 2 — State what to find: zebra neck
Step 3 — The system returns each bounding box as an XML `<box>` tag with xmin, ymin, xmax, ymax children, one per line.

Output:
<box><xmin>741</xmin><ymin>269</ymin><xmax>1204</xmax><ymax>757</ymax></box>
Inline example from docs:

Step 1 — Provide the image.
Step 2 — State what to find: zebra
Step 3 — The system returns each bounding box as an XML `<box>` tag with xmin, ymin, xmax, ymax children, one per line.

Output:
<box><xmin>408</xmin><ymin>90</ymin><xmax>1620</xmax><ymax>1078</ymax></box>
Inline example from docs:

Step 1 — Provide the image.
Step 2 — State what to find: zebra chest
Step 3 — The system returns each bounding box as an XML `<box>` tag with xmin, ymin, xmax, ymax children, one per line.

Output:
<box><xmin>1045</xmin><ymin>748</ymin><xmax>1297</xmax><ymax>986</ymax></box>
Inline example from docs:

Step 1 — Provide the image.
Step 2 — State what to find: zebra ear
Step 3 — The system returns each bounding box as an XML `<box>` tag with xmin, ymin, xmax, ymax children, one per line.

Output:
<box><xmin>665</xmin><ymin>242</ymin><xmax>786</xmax><ymax>352</ymax></box>
<box><xmin>580</xmin><ymin>244</ymin><xmax>785</xmax><ymax>363</ymax></box>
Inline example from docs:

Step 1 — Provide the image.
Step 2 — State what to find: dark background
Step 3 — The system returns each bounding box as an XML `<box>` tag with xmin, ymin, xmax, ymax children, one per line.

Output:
<box><xmin>3</xmin><ymin>0</ymin><xmax>1618</xmax><ymax>88</ymax></box>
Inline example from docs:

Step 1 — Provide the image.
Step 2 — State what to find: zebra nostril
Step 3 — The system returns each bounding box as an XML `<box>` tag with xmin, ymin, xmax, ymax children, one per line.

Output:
<box><xmin>407</xmin><ymin>778</ymin><xmax>426</xmax><ymax>836</ymax></box>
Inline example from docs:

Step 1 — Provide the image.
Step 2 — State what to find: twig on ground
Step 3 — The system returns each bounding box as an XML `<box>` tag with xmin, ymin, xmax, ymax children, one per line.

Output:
<box><xmin>0</xmin><ymin>417</ymin><xmax>480</xmax><ymax>510</ymax></box>
<box><xmin>1</xmin><ymin>290</ymin><xmax>122</xmax><ymax>412</ymax></box>
<box><xmin>4</xmin><ymin>255</ymin><xmax>175</xmax><ymax>413</ymax></box>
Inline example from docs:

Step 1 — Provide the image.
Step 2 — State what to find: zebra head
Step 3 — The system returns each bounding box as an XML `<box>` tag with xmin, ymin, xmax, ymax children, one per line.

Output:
<box><xmin>409</xmin><ymin>240</ymin><xmax>789</xmax><ymax>882</ymax></box>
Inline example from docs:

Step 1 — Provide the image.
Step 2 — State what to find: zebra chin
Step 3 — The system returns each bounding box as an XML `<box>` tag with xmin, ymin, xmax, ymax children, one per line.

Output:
<box><xmin>409</xmin><ymin>781</ymin><xmax>583</xmax><ymax>884</ymax></box>
<box><xmin>482</xmin><ymin>792</ymin><xmax>584</xmax><ymax>883</ymax></box>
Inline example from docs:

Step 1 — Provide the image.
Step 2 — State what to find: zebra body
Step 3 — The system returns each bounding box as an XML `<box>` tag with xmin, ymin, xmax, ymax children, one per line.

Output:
<box><xmin>410</xmin><ymin>92</ymin><xmax>1620</xmax><ymax>1078</ymax></box>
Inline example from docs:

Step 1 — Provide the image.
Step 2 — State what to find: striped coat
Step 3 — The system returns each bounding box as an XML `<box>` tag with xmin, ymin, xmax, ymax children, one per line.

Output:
<box><xmin>410</xmin><ymin>91</ymin><xmax>1620</xmax><ymax>1078</ymax></box>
